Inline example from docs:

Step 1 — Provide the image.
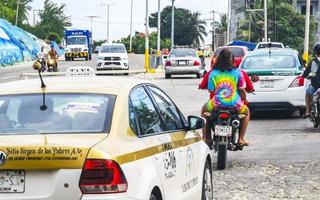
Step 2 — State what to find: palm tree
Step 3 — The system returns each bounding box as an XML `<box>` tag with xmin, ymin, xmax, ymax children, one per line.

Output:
<box><xmin>191</xmin><ymin>12</ymin><xmax>207</xmax><ymax>47</ymax></box>
<box><xmin>212</xmin><ymin>14</ymin><xmax>228</xmax><ymax>33</ymax></box>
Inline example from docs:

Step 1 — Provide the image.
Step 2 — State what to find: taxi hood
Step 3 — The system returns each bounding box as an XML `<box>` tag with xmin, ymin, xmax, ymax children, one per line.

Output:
<box><xmin>0</xmin><ymin>134</ymin><xmax>107</xmax><ymax>170</ymax></box>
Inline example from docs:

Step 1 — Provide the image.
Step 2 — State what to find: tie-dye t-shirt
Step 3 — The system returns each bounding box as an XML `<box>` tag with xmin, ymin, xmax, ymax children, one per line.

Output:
<box><xmin>207</xmin><ymin>68</ymin><xmax>246</xmax><ymax>112</ymax></box>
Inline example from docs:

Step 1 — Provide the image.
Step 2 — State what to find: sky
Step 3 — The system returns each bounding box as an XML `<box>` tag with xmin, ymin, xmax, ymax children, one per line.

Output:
<box><xmin>29</xmin><ymin>0</ymin><xmax>228</xmax><ymax>44</ymax></box>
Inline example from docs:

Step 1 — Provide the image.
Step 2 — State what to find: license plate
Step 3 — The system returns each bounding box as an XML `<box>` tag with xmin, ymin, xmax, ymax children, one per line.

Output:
<box><xmin>215</xmin><ymin>125</ymin><xmax>232</xmax><ymax>137</ymax></box>
<box><xmin>0</xmin><ymin>171</ymin><xmax>25</xmax><ymax>193</ymax></box>
<box><xmin>260</xmin><ymin>80</ymin><xmax>274</xmax><ymax>88</ymax></box>
<box><xmin>178</xmin><ymin>61</ymin><xmax>187</xmax><ymax>66</ymax></box>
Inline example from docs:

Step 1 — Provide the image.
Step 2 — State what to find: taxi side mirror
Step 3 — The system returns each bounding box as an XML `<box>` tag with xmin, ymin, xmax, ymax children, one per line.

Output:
<box><xmin>187</xmin><ymin>116</ymin><xmax>205</xmax><ymax>130</ymax></box>
<box><xmin>163</xmin><ymin>55</ymin><xmax>168</xmax><ymax>60</ymax></box>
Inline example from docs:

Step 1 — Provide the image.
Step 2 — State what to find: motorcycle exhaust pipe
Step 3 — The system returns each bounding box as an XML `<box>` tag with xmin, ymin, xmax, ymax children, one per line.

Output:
<box><xmin>231</xmin><ymin>120</ymin><xmax>240</xmax><ymax>128</ymax></box>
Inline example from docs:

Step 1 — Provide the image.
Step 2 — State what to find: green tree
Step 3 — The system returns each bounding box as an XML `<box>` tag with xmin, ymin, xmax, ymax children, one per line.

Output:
<box><xmin>47</xmin><ymin>32</ymin><xmax>61</xmax><ymax>44</ymax></box>
<box><xmin>116</xmin><ymin>32</ymin><xmax>171</xmax><ymax>54</ymax></box>
<box><xmin>149</xmin><ymin>6</ymin><xmax>207</xmax><ymax>46</ymax></box>
<box><xmin>31</xmin><ymin>0</ymin><xmax>71</xmax><ymax>41</ymax></box>
<box><xmin>0</xmin><ymin>0</ymin><xmax>33</xmax><ymax>26</ymax></box>
<box><xmin>238</xmin><ymin>1</ymin><xmax>316</xmax><ymax>52</ymax></box>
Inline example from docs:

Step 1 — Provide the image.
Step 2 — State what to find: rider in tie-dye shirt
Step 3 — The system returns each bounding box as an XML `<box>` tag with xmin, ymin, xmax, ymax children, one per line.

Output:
<box><xmin>201</xmin><ymin>49</ymin><xmax>250</xmax><ymax>146</ymax></box>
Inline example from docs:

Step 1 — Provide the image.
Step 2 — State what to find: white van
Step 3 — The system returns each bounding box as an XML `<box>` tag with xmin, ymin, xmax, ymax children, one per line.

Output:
<box><xmin>96</xmin><ymin>43</ymin><xmax>129</xmax><ymax>70</ymax></box>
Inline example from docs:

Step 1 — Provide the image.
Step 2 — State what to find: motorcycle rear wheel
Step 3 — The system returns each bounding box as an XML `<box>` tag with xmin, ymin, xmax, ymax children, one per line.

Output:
<box><xmin>313</xmin><ymin>117</ymin><xmax>320</xmax><ymax>128</ymax></box>
<box><xmin>217</xmin><ymin>144</ymin><xmax>227</xmax><ymax>170</ymax></box>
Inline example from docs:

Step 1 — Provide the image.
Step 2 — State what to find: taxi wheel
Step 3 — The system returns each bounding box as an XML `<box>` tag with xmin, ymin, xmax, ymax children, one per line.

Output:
<box><xmin>201</xmin><ymin>161</ymin><xmax>213</xmax><ymax>200</ymax></box>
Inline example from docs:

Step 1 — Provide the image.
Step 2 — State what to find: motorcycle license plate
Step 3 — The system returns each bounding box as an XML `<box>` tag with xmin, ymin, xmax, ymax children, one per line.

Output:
<box><xmin>215</xmin><ymin>125</ymin><xmax>232</xmax><ymax>137</ymax></box>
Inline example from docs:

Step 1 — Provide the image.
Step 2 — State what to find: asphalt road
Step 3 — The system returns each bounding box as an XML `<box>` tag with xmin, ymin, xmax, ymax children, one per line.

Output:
<box><xmin>1</xmin><ymin>54</ymin><xmax>320</xmax><ymax>199</ymax></box>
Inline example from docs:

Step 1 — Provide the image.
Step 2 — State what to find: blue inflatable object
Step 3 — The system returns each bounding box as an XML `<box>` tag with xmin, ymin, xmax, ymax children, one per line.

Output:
<box><xmin>0</xmin><ymin>18</ymin><xmax>42</xmax><ymax>66</ymax></box>
<box><xmin>227</xmin><ymin>40</ymin><xmax>257</xmax><ymax>51</ymax></box>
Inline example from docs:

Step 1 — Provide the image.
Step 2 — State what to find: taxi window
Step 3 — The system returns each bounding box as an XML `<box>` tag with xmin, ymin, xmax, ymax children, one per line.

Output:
<box><xmin>129</xmin><ymin>86</ymin><xmax>164</xmax><ymax>136</ymax></box>
<box><xmin>0</xmin><ymin>94</ymin><xmax>115</xmax><ymax>134</ymax></box>
<box><xmin>241</xmin><ymin>55</ymin><xmax>296</xmax><ymax>70</ymax></box>
<box><xmin>148</xmin><ymin>86</ymin><xmax>184</xmax><ymax>131</ymax></box>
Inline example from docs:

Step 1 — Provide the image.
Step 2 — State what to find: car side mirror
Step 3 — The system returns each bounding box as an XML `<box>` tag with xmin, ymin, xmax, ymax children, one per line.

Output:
<box><xmin>163</xmin><ymin>55</ymin><xmax>168</xmax><ymax>60</ymax></box>
<box><xmin>188</xmin><ymin>116</ymin><xmax>205</xmax><ymax>130</ymax></box>
<box><xmin>251</xmin><ymin>74</ymin><xmax>260</xmax><ymax>82</ymax></box>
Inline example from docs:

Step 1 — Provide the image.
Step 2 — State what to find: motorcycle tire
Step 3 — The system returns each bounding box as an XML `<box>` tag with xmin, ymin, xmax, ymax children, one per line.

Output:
<box><xmin>313</xmin><ymin>117</ymin><xmax>320</xmax><ymax>128</ymax></box>
<box><xmin>217</xmin><ymin>143</ymin><xmax>227</xmax><ymax>170</ymax></box>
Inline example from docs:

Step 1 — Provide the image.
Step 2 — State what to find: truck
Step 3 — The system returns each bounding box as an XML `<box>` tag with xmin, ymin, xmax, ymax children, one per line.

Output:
<box><xmin>64</xmin><ymin>30</ymin><xmax>92</xmax><ymax>61</ymax></box>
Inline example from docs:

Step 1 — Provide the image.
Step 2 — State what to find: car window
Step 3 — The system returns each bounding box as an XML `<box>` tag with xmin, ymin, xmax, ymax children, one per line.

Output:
<box><xmin>148</xmin><ymin>86</ymin><xmax>184</xmax><ymax>131</ymax></box>
<box><xmin>241</xmin><ymin>55</ymin><xmax>296</xmax><ymax>70</ymax></box>
<box><xmin>129</xmin><ymin>86</ymin><xmax>164</xmax><ymax>136</ymax></box>
<box><xmin>213</xmin><ymin>47</ymin><xmax>244</xmax><ymax>57</ymax></box>
<box><xmin>100</xmin><ymin>45</ymin><xmax>126</xmax><ymax>53</ymax></box>
<box><xmin>0</xmin><ymin>94</ymin><xmax>115</xmax><ymax>134</ymax></box>
<box><xmin>169</xmin><ymin>49</ymin><xmax>197</xmax><ymax>58</ymax></box>
<box><xmin>257</xmin><ymin>43</ymin><xmax>283</xmax><ymax>49</ymax></box>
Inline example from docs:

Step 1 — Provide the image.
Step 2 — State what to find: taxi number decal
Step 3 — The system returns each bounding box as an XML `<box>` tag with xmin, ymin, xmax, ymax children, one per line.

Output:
<box><xmin>163</xmin><ymin>151</ymin><xmax>176</xmax><ymax>179</ymax></box>
<box><xmin>67</xmin><ymin>103</ymin><xmax>99</xmax><ymax>113</ymax></box>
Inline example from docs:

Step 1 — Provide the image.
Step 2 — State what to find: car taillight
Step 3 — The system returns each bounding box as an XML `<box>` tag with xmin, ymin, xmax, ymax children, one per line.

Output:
<box><xmin>194</xmin><ymin>60</ymin><xmax>200</xmax><ymax>66</ymax></box>
<box><xmin>165</xmin><ymin>61</ymin><xmax>172</xmax><ymax>67</ymax></box>
<box><xmin>289</xmin><ymin>76</ymin><xmax>304</xmax><ymax>88</ymax></box>
<box><xmin>79</xmin><ymin>159</ymin><xmax>127</xmax><ymax>194</ymax></box>
<box><xmin>219</xmin><ymin>112</ymin><xmax>230</xmax><ymax>119</ymax></box>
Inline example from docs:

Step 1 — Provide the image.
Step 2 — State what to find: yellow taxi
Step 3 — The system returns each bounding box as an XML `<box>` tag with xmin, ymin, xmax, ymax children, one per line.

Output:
<box><xmin>0</xmin><ymin>75</ymin><xmax>213</xmax><ymax>200</ymax></box>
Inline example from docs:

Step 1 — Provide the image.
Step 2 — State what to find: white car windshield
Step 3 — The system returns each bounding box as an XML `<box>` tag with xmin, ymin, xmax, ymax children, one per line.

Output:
<box><xmin>241</xmin><ymin>55</ymin><xmax>296</xmax><ymax>69</ymax></box>
<box><xmin>100</xmin><ymin>45</ymin><xmax>126</xmax><ymax>53</ymax></box>
<box><xmin>0</xmin><ymin>93</ymin><xmax>115</xmax><ymax>134</ymax></box>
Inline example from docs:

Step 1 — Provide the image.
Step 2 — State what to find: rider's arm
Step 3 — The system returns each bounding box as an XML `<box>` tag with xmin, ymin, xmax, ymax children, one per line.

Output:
<box><xmin>239</xmin><ymin>88</ymin><xmax>247</xmax><ymax>104</ymax></box>
<box><xmin>302</xmin><ymin>61</ymin><xmax>312</xmax><ymax>78</ymax></box>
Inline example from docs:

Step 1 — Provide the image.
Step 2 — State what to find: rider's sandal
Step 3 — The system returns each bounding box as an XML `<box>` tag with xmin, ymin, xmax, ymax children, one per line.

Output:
<box><xmin>302</xmin><ymin>113</ymin><xmax>310</xmax><ymax>119</ymax></box>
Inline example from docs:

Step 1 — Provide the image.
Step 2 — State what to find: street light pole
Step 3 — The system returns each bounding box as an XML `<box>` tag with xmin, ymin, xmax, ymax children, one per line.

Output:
<box><xmin>171</xmin><ymin>0</ymin><xmax>175</xmax><ymax>49</ymax></box>
<box><xmin>303</xmin><ymin>0</ymin><xmax>311</xmax><ymax>62</ymax></box>
<box><xmin>85</xmin><ymin>16</ymin><xmax>99</xmax><ymax>46</ymax></box>
<box><xmin>15</xmin><ymin>0</ymin><xmax>20</xmax><ymax>26</ymax></box>
<box><xmin>129</xmin><ymin>0</ymin><xmax>133</xmax><ymax>52</ymax></box>
<box><xmin>227</xmin><ymin>0</ymin><xmax>231</xmax><ymax>43</ymax></box>
<box><xmin>157</xmin><ymin>0</ymin><xmax>161</xmax><ymax>57</ymax></box>
<box><xmin>264</xmin><ymin>0</ymin><xmax>268</xmax><ymax>41</ymax></box>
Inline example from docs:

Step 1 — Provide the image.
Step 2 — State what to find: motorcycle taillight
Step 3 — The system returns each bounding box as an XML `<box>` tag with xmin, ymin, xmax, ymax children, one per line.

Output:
<box><xmin>219</xmin><ymin>112</ymin><xmax>230</xmax><ymax>119</ymax></box>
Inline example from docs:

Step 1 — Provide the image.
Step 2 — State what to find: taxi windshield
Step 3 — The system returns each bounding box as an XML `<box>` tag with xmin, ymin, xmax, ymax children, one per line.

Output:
<box><xmin>0</xmin><ymin>93</ymin><xmax>115</xmax><ymax>134</ymax></box>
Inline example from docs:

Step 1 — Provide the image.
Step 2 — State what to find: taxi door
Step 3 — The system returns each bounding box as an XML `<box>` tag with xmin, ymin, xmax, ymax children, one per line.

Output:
<box><xmin>146</xmin><ymin>85</ymin><xmax>204</xmax><ymax>199</ymax></box>
<box><xmin>129</xmin><ymin>85</ymin><xmax>183</xmax><ymax>199</ymax></box>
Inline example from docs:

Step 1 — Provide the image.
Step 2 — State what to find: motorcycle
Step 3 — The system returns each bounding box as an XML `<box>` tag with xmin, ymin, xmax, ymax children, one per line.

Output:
<box><xmin>47</xmin><ymin>59</ymin><xmax>58</xmax><ymax>72</ymax></box>
<box><xmin>199</xmin><ymin>55</ymin><xmax>206</xmax><ymax>70</ymax></box>
<box><xmin>37</xmin><ymin>58</ymin><xmax>47</xmax><ymax>72</ymax></box>
<box><xmin>309</xmin><ymin>88</ymin><xmax>320</xmax><ymax>128</ymax></box>
<box><xmin>207</xmin><ymin>109</ymin><xmax>245</xmax><ymax>170</ymax></box>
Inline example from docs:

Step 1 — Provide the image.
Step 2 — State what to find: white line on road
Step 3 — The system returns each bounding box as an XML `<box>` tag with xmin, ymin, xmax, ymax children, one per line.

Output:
<box><xmin>0</xmin><ymin>75</ymin><xmax>17</xmax><ymax>80</ymax></box>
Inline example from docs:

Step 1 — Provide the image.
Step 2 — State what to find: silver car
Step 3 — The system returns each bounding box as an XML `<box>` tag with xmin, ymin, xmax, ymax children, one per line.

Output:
<box><xmin>164</xmin><ymin>48</ymin><xmax>202</xmax><ymax>79</ymax></box>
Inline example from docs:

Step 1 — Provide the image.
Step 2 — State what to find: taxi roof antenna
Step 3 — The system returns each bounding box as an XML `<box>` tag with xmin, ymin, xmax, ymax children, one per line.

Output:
<box><xmin>33</xmin><ymin>62</ymin><xmax>47</xmax><ymax>111</ymax></box>
<box><xmin>268</xmin><ymin>42</ymin><xmax>272</xmax><ymax>58</ymax></box>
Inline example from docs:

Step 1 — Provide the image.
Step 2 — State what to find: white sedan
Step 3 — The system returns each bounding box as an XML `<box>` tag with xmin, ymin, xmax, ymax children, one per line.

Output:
<box><xmin>240</xmin><ymin>48</ymin><xmax>307</xmax><ymax>115</ymax></box>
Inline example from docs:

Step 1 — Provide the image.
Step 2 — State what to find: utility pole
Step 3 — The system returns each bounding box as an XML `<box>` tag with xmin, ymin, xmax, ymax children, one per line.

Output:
<box><xmin>33</xmin><ymin>9</ymin><xmax>41</xmax><ymax>26</ymax></box>
<box><xmin>107</xmin><ymin>4</ymin><xmax>113</xmax><ymax>43</ymax></box>
<box><xmin>171</xmin><ymin>0</ymin><xmax>175</xmax><ymax>49</ymax></box>
<box><xmin>145</xmin><ymin>0</ymin><xmax>150</xmax><ymax>72</ymax></box>
<box><xmin>303</xmin><ymin>0</ymin><xmax>311</xmax><ymax>62</ymax></box>
<box><xmin>264</xmin><ymin>0</ymin><xmax>268</xmax><ymax>41</ymax></box>
<box><xmin>157</xmin><ymin>0</ymin><xmax>161</xmax><ymax>57</ymax></box>
<box><xmin>129</xmin><ymin>0</ymin><xmax>133</xmax><ymax>52</ymax></box>
<box><xmin>15</xmin><ymin>0</ymin><xmax>20</xmax><ymax>26</ymax></box>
